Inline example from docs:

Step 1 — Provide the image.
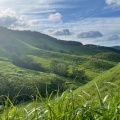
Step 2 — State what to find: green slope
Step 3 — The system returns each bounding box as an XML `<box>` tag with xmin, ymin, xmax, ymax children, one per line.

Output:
<box><xmin>0</xmin><ymin>36</ymin><xmax>39</xmax><ymax>55</ymax></box>
<box><xmin>11</xmin><ymin>30</ymin><xmax>120</xmax><ymax>55</ymax></box>
<box><xmin>0</xmin><ymin>26</ymin><xmax>120</xmax><ymax>119</ymax></box>
<box><xmin>0</xmin><ymin>26</ymin><xmax>120</xmax><ymax>103</ymax></box>
<box><xmin>75</xmin><ymin>63</ymin><xmax>120</xmax><ymax>96</ymax></box>
<box><xmin>10</xmin><ymin>32</ymin><xmax>100</xmax><ymax>55</ymax></box>
<box><xmin>0</xmin><ymin>26</ymin><xmax>119</xmax><ymax>57</ymax></box>
<box><xmin>95</xmin><ymin>52</ymin><xmax>120</xmax><ymax>62</ymax></box>
<box><xmin>0</xmin><ymin>60</ymin><xmax>68</xmax><ymax>100</ymax></box>
<box><xmin>0</xmin><ymin>47</ymin><xmax>10</xmax><ymax>58</ymax></box>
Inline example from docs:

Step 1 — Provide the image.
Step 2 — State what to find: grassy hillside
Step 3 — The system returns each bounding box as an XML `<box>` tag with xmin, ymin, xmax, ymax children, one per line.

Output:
<box><xmin>0</xmin><ymin>26</ymin><xmax>120</xmax><ymax>56</ymax></box>
<box><xmin>95</xmin><ymin>52</ymin><xmax>120</xmax><ymax>62</ymax></box>
<box><xmin>0</xmin><ymin>26</ymin><xmax>120</xmax><ymax>119</ymax></box>
<box><xmin>113</xmin><ymin>46</ymin><xmax>120</xmax><ymax>50</ymax></box>
<box><xmin>75</xmin><ymin>63</ymin><xmax>120</xmax><ymax>97</ymax></box>
<box><xmin>0</xmin><ymin>26</ymin><xmax>120</xmax><ymax>102</ymax></box>
<box><xmin>0</xmin><ymin>64</ymin><xmax>120</xmax><ymax>119</ymax></box>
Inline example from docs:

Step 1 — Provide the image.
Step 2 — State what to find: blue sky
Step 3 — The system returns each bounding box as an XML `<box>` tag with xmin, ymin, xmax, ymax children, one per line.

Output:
<box><xmin>0</xmin><ymin>0</ymin><xmax>120</xmax><ymax>46</ymax></box>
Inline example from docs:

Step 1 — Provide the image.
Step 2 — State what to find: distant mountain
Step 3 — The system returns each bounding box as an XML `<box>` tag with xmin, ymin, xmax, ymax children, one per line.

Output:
<box><xmin>112</xmin><ymin>46</ymin><xmax>120</xmax><ymax>50</ymax></box>
<box><xmin>85</xmin><ymin>44</ymin><xmax>120</xmax><ymax>53</ymax></box>
<box><xmin>0</xmin><ymin>26</ymin><xmax>120</xmax><ymax>58</ymax></box>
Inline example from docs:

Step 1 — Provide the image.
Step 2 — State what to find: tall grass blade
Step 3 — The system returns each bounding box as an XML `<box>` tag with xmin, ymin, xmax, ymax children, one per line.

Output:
<box><xmin>95</xmin><ymin>83</ymin><xmax>104</xmax><ymax>107</ymax></box>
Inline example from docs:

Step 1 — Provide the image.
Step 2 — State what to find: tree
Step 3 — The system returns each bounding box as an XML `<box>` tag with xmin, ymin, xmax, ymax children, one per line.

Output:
<box><xmin>69</xmin><ymin>67</ymin><xmax>87</xmax><ymax>81</ymax></box>
<box><xmin>51</xmin><ymin>60</ymin><xmax>68</xmax><ymax>77</ymax></box>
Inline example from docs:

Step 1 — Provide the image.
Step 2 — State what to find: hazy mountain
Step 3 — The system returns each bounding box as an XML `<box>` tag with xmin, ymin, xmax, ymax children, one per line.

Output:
<box><xmin>0</xmin><ymin>26</ymin><xmax>119</xmax><ymax>57</ymax></box>
<box><xmin>113</xmin><ymin>46</ymin><xmax>120</xmax><ymax>50</ymax></box>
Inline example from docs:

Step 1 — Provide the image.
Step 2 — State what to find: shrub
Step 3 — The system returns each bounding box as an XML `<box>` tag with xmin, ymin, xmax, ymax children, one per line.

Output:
<box><xmin>69</xmin><ymin>67</ymin><xmax>87</xmax><ymax>81</ymax></box>
<box><xmin>11</xmin><ymin>54</ymin><xmax>45</xmax><ymax>71</ymax></box>
<box><xmin>0</xmin><ymin>76</ymin><xmax>67</xmax><ymax>103</ymax></box>
<box><xmin>51</xmin><ymin>60</ymin><xmax>68</xmax><ymax>77</ymax></box>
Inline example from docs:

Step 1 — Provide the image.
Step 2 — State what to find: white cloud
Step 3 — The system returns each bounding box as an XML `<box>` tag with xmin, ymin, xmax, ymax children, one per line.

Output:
<box><xmin>50</xmin><ymin>29</ymin><xmax>72</xmax><ymax>36</ymax></box>
<box><xmin>63</xmin><ymin>18</ymin><xmax>120</xmax><ymax>35</ymax></box>
<box><xmin>77</xmin><ymin>31</ymin><xmax>103</xmax><ymax>38</ymax></box>
<box><xmin>43</xmin><ymin>18</ymin><xmax>120</xmax><ymax>46</ymax></box>
<box><xmin>0</xmin><ymin>8</ymin><xmax>42</xmax><ymax>28</ymax></box>
<box><xmin>28</xmin><ymin>19</ymin><xmax>40</xmax><ymax>26</ymax></box>
<box><xmin>107</xmin><ymin>35</ymin><xmax>120</xmax><ymax>40</ymax></box>
<box><xmin>49</xmin><ymin>13</ymin><xmax>62</xmax><ymax>22</ymax></box>
<box><xmin>106</xmin><ymin>0</ymin><xmax>120</xmax><ymax>5</ymax></box>
<box><xmin>0</xmin><ymin>8</ymin><xmax>29</xmax><ymax>27</ymax></box>
<box><xmin>0</xmin><ymin>8</ymin><xmax>17</xmax><ymax>26</ymax></box>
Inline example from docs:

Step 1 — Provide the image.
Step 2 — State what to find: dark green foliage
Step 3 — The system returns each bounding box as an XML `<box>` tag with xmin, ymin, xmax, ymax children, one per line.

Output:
<box><xmin>11</xmin><ymin>54</ymin><xmax>45</xmax><ymax>71</ymax></box>
<box><xmin>3</xmin><ymin>45</ymin><xmax>20</xmax><ymax>54</ymax></box>
<box><xmin>95</xmin><ymin>52</ymin><xmax>120</xmax><ymax>62</ymax></box>
<box><xmin>85</xmin><ymin>58</ymin><xmax>115</xmax><ymax>70</ymax></box>
<box><xmin>0</xmin><ymin>76</ymin><xmax>67</xmax><ymax>103</ymax></box>
<box><xmin>69</xmin><ymin>67</ymin><xmax>87</xmax><ymax>81</ymax></box>
<box><xmin>37</xmin><ymin>44</ymin><xmax>54</xmax><ymax>51</ymax></box>
<box><xmin>85</xmin><ymin>44</ymin><xmax>120</xmax><ymax>53</ymax></box>
<box><xmin>59</xmin><ymin>50</ymin><xmax>68</xmax><ymax>54</ymax></box>
<box><xmin>53</xmin><ymin>40</ymin><xmax>83</xmax><ymax>46</ymax></box>
<box><xmin>0</xmin><ymin>76</ymin><xmax>34</xmax><ymax>103</ymax></box>
<box><xmin>113</xmin><ymin>46</ymin><xmax>120</xmax><ymax>50</ymax></box>
<box><xmin>51</xmin><ymin>60</ymin><xmax>68</xmax><ymax>77</ymax></box>
<box><xmin>48</xmin><ymin>78</ymin><xmax>67</xmax><ymax>93</ymax></box>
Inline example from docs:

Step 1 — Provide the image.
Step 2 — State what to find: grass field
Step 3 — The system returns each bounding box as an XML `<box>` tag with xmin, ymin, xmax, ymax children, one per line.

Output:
<box><xmin>0</xmin><ymin>27</ymin><xmax>120</xmax><ymax>119</ymax></box>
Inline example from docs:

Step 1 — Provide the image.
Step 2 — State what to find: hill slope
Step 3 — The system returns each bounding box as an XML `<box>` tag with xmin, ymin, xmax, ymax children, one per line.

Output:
<box><xmin>75</xmin><ymin>63</ymin><xmax>120</xmax><ymax>96</ymax></box>
<box><xmin>113</xmin><ymin>46</ymin><xmax>120</xmax><ymax>50</ymax></box>
<box><xmin>0</xmin><ymin>26</ymin><xmax>120</xmax><ymax>120</ymax></box>
<box><xmin>0</xmin><ymin>26</ymin><xmax>120</xmax><ymax>102</ymax></box>
<box><xmin>0</xmin><ymin>26</ymin><xmax>120</xmax><ymax>56</ymax></box>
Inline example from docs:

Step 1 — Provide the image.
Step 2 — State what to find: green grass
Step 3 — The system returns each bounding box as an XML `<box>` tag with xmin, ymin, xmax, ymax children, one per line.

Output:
<box><xmin>0</xmin><ymin>83</ymin><xmax>119</xmax><ymax>120</ymax></box>
<box><xmin>0</xmin><ymin>47</ymin><xmax>10</xmax><ymax>58</ymax></box>
<box><xmin>75</xmin><ymin>63</ymin><xmax>120</xmax><ymax>97</ymax></box>
<box><xmin>83</xmin><ymin>58</ymin><xmax>116</xmax><ymax>71</ymax></box>
<box><xmin>0</xmin><ymin>61</ymin><xmax>68</xmax><ymax>101</ymax></box>
<box><xmin>0</xmin><ymin>48</ymin><xmax>119</xmax><ymax>104</ymax></box>
<box><xmin>95</xmin><ymin>52</ymin><xmax>120</xmax><ymax>62</ymax></box>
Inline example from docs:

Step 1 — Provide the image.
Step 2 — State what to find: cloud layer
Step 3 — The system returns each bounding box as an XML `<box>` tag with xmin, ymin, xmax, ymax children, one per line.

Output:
<box><xmin>77</xmin><ymin>31</ymin><xmax>103</xmax><ymax>38</ymax></box>
<box><xmin>107</xmin><ymin>35</ymin><xmax>120</xmax><ymax>40</ymax></box>
<box><xmin>0</xmin><ymin>8</ymin><xmax>17</xmax><ymax>26</ymax></box>
<box><xmin>51</xmin><ymin>29</ymin><xmax>72</xmax><ymax>36</ymax></box>
<box><xmin>49</xmin><ymin>13</ymin><xmax>62</xmax><ymax>22</ymax></box>
<box><xmin>106</xmin><ymin>0</ymin><xmax>120</xmax><ymax>5</ymax></box>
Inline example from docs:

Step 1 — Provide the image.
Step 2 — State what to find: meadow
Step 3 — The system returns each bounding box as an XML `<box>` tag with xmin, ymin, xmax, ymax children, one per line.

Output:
<box><xmin>0</xmin><ymin>26</ymin><xmax>120</xmax><ymax>119</ymax></box>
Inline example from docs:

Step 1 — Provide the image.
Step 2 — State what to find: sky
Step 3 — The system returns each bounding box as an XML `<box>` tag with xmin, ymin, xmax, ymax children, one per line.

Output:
<box><xmin>0</xmin><ymin>0</ymin><xmax>120</xmax><ymax>46</ymax></box>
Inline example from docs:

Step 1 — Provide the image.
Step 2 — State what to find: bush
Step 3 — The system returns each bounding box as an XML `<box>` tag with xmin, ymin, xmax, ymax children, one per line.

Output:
<box><xmin>95</xmin><ymin>52</ymin><xmax>120</xmax><ymax>62</ymax></box>
<box><xmin>51</xmin><ymin>60</ymin><xmax>68</xmax><ymax>77</ymax></box>
<box><xmin>11</xmin><ymin>54</ymin><xmax>45</xmax><ymax>71</ymax></box>
<box><xmin>86</xmin><ymin>58</ymin><xmax>115</xmax><ymax>70</ymax></box>
<box><xmin>48</xmin><ymin>78</ymin><xmax>67</xmax><ymax>93</ymax></box>
<box><xmin>0</xmin><ymin>76</ymin><xmax>67</xmax><ymax>103</ymax></box>
<box><xmin>69</xmin><ymin>67</ymin><xmax>87</xmax><ymax>81</ymax></box>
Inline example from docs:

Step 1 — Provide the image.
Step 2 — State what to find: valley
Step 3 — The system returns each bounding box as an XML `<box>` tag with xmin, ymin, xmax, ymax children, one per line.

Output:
<box><xmin>0</xmin><ymin>26</ymin><xmax>120</xmax><ymax>119</ymax></box>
